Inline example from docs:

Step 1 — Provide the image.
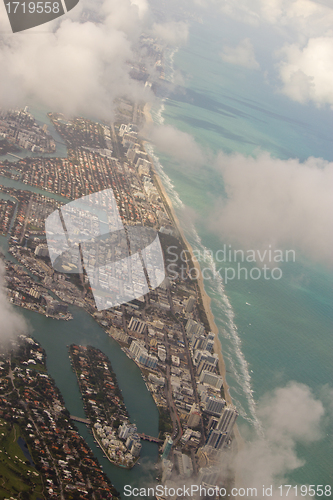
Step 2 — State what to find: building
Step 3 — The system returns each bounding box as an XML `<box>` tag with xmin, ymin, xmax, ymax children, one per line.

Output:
<box><xmin>161</xmin><ymin>459</ymin><xmax>173</xmax><ymax>483</ymax></box>
<box><xmin>161</xmin><ymin>437</ymin><xmax>173</xmax><ymax>459</ymax></box>
<box><xmin>187</xmin><ymin>403</ymin><xmax>201</xmax><ymax>429</ymax></box>
<box><xmin>185</xmin><ymin>295</ymin><xmax>196</xmax><ymax>313</ymax></box>
<box><xmin>205</xmin><ymin>429</ymin><xmax>228</xmax><ymax>450</ymax></box>
<box><xmin>128</xmin><ymin>317</ymin><xmax>147</xmax><ymax>334</ymax></box>
<box><xmin>131</xmin><ymin>440</ymin><xmax>142</xmax><ymax>457</ymax></box>
<box><xmin>198</xmin><ymin>465</ymin><xmax>221</xmax><ymax>487</ymax></box>
<box><xmin>174</xmin><ymin>451</ymin><xmax>193</xmax><ymax>478</ymax></box>
<box><xmin>194</xmin><ymin>350</ymin><xmax>218</xmax><ymax>376</ymax></box>
<box><xmin>185</xmin><ymin>319</ymin><xmax>205</xmax><ymax>338</ymax></box>
<box><xmin>203</xmin><ymin>396</ymin><xmax>226</xmax><ymax>417</ymax></box>
<box><xmin>217</xmin><ymin>406</ymin><xmax>238</xmax><ymax>435</ymax></box>
<box><xmin>118</xmin><ymin>422</ymin><xmax>137</xmax><ymax>440</ymax></box>
<box><xmin>199</xmin><ymin>370</ymin><xmax>223</xmax><ymax>390</ymax></box>
<box><xmin>129</xmin><ymin>340</ymin><xmax>158</xmax><ymax>369</ymax></box>
<box><xmin>35</xmin><ymin>244</ymin><xmax>49</xmax><ymax>257</ymax></box>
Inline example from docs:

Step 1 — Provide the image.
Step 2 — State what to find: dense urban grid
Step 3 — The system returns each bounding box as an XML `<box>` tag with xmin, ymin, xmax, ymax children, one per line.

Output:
<box><xmin>0</xmin><ymin>94</ymin><xmax>238</xmax><ymax>497</ymax></box>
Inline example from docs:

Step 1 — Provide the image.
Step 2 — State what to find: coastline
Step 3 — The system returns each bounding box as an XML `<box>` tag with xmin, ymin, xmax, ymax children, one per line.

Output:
<box><xmin>143</xmin><ymin>103</ymin><xmax>243</xmax><ymax>449</ymax></box>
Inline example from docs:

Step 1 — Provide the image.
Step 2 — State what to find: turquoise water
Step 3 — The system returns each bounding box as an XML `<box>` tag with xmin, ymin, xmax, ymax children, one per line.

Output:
<box><xmin>18</xmin><ymin>306</ymin><xmax>159</xmax><ymax>494</ymax></box>
<box><xmin>151</xmin><ymin>18</ymin><xmax>333</xmax><ymax>487</ymax></box>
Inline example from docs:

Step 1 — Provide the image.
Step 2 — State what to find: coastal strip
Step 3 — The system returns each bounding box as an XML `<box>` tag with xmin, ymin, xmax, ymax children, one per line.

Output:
<box><xmin>143</xmin><ymin>104</ymin><xmax>243</xmax><ymax>448</ymax></box>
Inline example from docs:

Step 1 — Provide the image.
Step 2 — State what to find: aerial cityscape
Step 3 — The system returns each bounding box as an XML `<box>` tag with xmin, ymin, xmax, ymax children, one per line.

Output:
<box><xmin>0</xmin><ymin>0</ymin><xmax>332</xmax><ymax>498</ymax></box>
<box><xmin>0</xmin><ymin>93</ymin><xmax>240</xmax><ymax>497</ymax></box>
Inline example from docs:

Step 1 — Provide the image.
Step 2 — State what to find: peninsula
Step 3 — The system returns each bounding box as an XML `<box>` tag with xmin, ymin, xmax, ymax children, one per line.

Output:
<box><xmin>0</xmin><ymin>100</ymin><xmax>238</xmax><ymax>492</ymax></box>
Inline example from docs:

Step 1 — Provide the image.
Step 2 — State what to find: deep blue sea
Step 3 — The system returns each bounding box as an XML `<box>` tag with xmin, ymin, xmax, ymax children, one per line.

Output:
<box><xmin>149</xmin><ymin>17</ymin><xmax>333</xmax><ymax>487</ymax></box>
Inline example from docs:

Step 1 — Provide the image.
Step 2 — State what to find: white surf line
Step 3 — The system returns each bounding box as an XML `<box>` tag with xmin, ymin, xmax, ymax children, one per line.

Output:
<box><xmin>147</xmin><ymin>142</ymin><xmax>264</xmax><ymax>436</ymax></box>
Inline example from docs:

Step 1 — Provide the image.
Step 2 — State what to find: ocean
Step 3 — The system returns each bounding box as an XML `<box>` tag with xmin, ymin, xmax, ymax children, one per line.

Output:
<box><xmin>1</xmin><ymin>13</ymin><xmax>332</xmax><ymax>490</ymax></box>
<box><xmin>149</xmin><ymin>16</ymin><xmax>333</xmax><ymax>487</ymax></box>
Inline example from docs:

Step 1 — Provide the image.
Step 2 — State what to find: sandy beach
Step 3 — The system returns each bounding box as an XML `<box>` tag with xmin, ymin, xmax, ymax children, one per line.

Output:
<box><xmin>142</xmin><ymin>103</ymin><xmax>243</xmax><ymax>449</ymax></box>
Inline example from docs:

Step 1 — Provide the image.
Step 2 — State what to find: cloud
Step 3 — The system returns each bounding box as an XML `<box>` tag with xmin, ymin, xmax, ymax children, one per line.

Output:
<box><xmin>161</xmin><ymin>382</ymin><xmax>327</xmax><ymax>496</ymax></box>
<box><xmin>0</xmin><ymin>260</ymin><xmax>28</xmax><ymax>345</ymax></box>
<box><xmin>0</xmin><ymin>0</ymin><xmax>190</xmax><ymax>118</ymax></box>
<box><xmin>151</xmin><ymin>21</ymin><xmax>189</xmax><ymax>46</ymax></box>
<box><xmin>277</xmin><ymin>37</ymin><xmax>333</xmax><ymax>107</ymax></box>
<box><xmin>210</xmin><ymin>151</ymin><xmax>333</xmax><ymax>266</ymax></box>
<box><xmin>234</xmin><ymin>382</ymin><xmax>325</xmax><ymax>495</ymax></box>
<box><xmin>220</xmin><ymin>38</ymin><xmax>259</xmax><ymax>69</ymax></box>
<box><xmin>217</xmin><ymin>0</ymin><xmax>333</xmax><ymax>36</ymax></box>
<box><xmin>206</xmin><ymin>1</ymin><xmax>333</xmax><ymax>106</ymax></box>
<box><xmin>146</xmin><ymin>124</ymin><xmax>206</xmax><ymax>166</ymax></box>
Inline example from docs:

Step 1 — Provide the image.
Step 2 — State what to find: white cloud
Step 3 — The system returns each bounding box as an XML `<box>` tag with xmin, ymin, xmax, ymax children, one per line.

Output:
<box><xmin>234</xmin><ymin>382</ymin><xmax>325</xmax><ymax>495</ymax></box>
<box><xmin>277</xmin><ymin>37</ymin><xmax>333</xmax><ymax>107</ymax></box>
<box><xmin>211</xmin><ymin>1</ymin><xmax>333</xmax><ymax>106</ymax></box>
<box><xmin>146</xmin><ymin>124</ymin><xmax>206</xmax><ymax>166</ymax></box>
<box><xmin>0</xmin><ymin>260</ymin><xmax>28</xmax><ymax>345</ymax></box>
<box><xmin>217</xmin><ymin>0</ymin><xmax>333</xmax><ymax>37</ymax></box>
<box><xmin>210</xmin><ymin>151</ymin><xmax>333</xmax><ymax>266</ymax></box>
<box><xmin>220</xmin><ymin>38</ymin><xmax>259</xmax><ymax>69</ymax></box>
<box><xmin>0</xmin><ymin>0</ymin><xmax>190</xmax><ymax>118</ymax></box>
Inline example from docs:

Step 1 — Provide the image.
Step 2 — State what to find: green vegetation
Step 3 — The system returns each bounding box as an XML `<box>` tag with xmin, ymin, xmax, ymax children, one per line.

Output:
<box><xmin>0</xmin><ymin>419</ymin><xmax>43</xmax><ymax>500</ymax></box>
<box><xmin>158</xmin><ymin>407</ymin><xmax>173</xmax><ymax>437</ymax></box>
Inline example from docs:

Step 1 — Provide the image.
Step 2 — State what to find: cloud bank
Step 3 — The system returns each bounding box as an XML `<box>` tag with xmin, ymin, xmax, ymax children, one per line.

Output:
<box><xmin>0</xmin><ymin>260</ymin><xmax>28</xmax><ymax>345</ymax></box>
<box><xmin>234</xmin><ymin>382</ymin><xmax>325</xmax><ymax>496</ymax></box>
<box><xmin>146</xmin><ymin>124</ymin><xmax>207</xmax><ymax>166</ymax></box>
<box><xmin>209</xmin><ymin>151</ymin><xmax>333</xmax><ymax>266</ymax></box>
<box><xmin>0</xmin><ymin>0</ymin><xmax>188</xmax><ymax>118</ymax></box>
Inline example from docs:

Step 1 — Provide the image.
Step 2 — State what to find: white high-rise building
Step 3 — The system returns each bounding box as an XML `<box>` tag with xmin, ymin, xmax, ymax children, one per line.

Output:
<box><xmin>194</xmin><ymin>350</ymin><xmax>218</xmax><ymax>375</ymax></box>
<box><xmin>217</xmin><ymin>406</ymin><xmax>238</xmax><ymax>435</ymax></box>
<box><xmin>205</xmin><ymin>429</ymin><xmax>228</xmax><ymax>450</ymax></box>
<box><xmin>198</xmin><ymin>465</ymin><xmax>221</xmax><ymax>487</ymax></box>
<box><xmin>204</xmin><ymin>396</ymin><xmax>226</xmax><ymax>417</ymax></box>
<box><xmin>199</xmin><ymin>370</ymin><xmax>223</xmax><ymax>390</ymax></box>
<box><xmin>118</xmin><ymin>422</ymin><xmax>137</xmax><ymax>440</ymax></box>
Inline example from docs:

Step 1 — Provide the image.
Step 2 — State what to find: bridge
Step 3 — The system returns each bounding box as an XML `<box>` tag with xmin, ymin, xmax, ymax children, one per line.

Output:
<box><xmin>70</xmin><ymin>415</ymin><xmax>91</xmax><ymax>425</ymax></box>
<box><xmin>138</xmin><ymin>433</ymin><xmax>163</xmax><ymax>444</ymax></box>
<box><xmin>7</xmin><ymin>153</ymin><xmax>23</xmax><ymax>160</ymax></box>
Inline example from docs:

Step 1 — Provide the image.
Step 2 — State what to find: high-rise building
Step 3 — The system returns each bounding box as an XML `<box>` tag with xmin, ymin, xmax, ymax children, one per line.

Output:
<box><xmin>185</xmin><ymin>295</ymin><xmax>196</xmax><ymax>313</ymax></box>
<box><xmin>217</xmin><ymin>406</ymin><xmax>239</xmax><ymax>435</ymax></box>
<box><xmin>205</xmin><ymin>429</ymin><xmax>228</xmax><ymax>450</ymax></box>
<box><xmin>118</xmin><ymin>422</ymin><xmax>137</xmax><ymax>440</ymax></box>
<box><xmin>34</xmin><ymin>244</ymin><xmax>49</xmax><ymax>257</ymax></box>
<box><xmin>202</xmin><ymin>332</ymin><xmax>215</xmax><ymax>353</ymax></box>
<box><xmin>161</xmin><ymin>437</ymin><xmax>173</xmax><ymax>459</ymax></box>
<box><xmin>194</xmin><ymin>350</ymin><xmax>218</xmax><ymax>375</ymax></box>
<box><xmin>198</xmin><ymin>465</ymin><xmax>221</xmax><ymax>487</ymax></box>
<box><xmin>187</xmin><ymin>403</ymin><xmax>201</xmax><ymax>428</ymax></box>
<box><xmin>204</xmin><ymin>396</ymin><xmax>226</xmax><ymax>417</ymax></box>
<box><xmin>199</xmin><ymin>370</ymin><xmax>223</xmax><ymax>390</ymax></box>
<box><xmin>129</xmin><ymin>340</ymin><xmax>158</xmax><ymax>369</ymax></box>
<box><xmin>174</xmin><ymin>451</ymin><xmax>193</xmax><ymax>478</ymax></box>
<box><xmin>185</xmin><ymin>319</ymin><xmax>205</xmax><ymax>338</ymax></box>
<box><xmin>131</xmin><ymin>440</ymin><xmax>142</xmax><ymax>457</ymax></box>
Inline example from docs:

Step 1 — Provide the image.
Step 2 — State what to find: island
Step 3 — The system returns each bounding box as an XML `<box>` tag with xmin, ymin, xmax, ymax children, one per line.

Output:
<box><xmin>0</xmin><ymin>334</ymin><xmax>120</xmax><ymax>499</ymax></box>
<box><xmin>69</xmin><ymin>344</ymin><xmax>142</xmax><ymax>469</ymax></box>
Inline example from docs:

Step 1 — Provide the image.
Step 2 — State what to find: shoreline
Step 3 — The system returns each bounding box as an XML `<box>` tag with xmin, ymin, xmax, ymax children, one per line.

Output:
<box><xmin>143</xmin><ymin>102</ymin><xmax>243</xmax><ymax>450</ymax></box>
